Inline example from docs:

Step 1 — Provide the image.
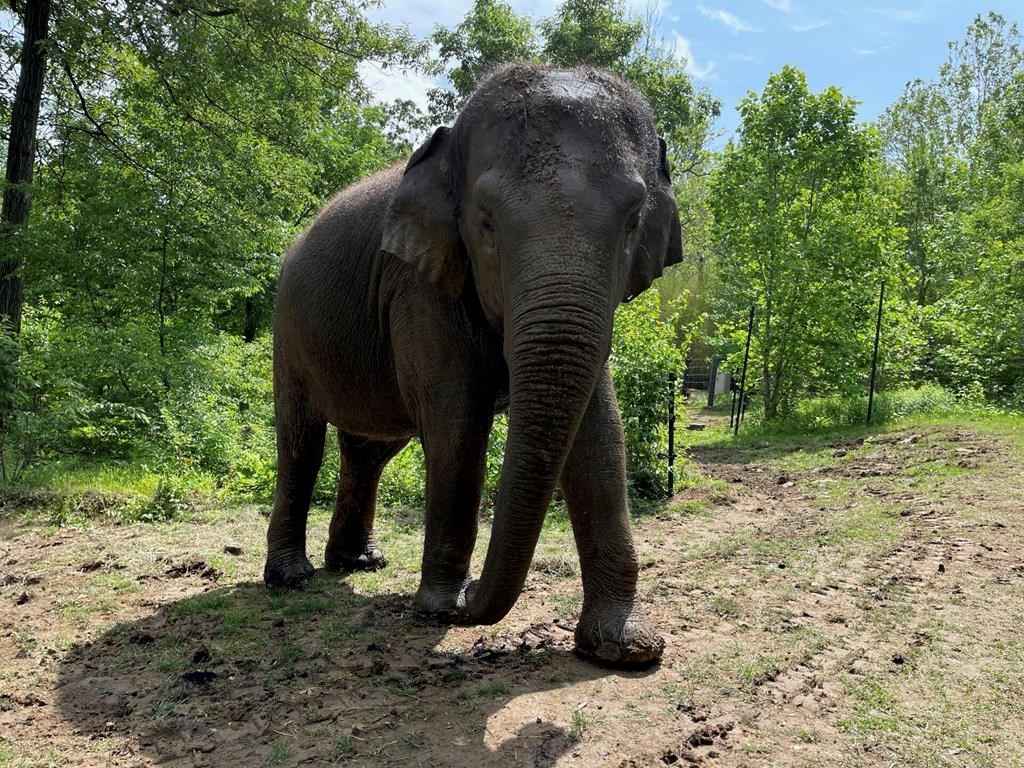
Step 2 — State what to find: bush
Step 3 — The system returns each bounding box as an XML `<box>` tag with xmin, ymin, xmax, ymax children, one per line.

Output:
<box><xmin>610</xmin><ymin>292</ymin><xmax>682</xmax><ymax>498</ymax></box>
<box><xmin>738</xmin><ymin>384</ymin><xmax>984</xmax><ymax>435</ymax></box>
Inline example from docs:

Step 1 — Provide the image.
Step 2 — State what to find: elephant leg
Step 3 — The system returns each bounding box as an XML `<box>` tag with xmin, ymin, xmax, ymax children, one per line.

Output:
<box><xmin>560</xmin><ymin>366</ymin><xmax>665</xmax><ymax>666</ymax></box>
<box><xmin>264</xmin><ymin>385</ymin><xmax>326</xmax><ymax>588</ymax></box>
<box><xmin>413</xmin><ymin>411</ymin><xmax>492</xmax><ymax>615</ymax></box>
<box><xmin>324</xmin><ymin>433</ymin><xmax>409</xmax><ymax>572</ymax></box>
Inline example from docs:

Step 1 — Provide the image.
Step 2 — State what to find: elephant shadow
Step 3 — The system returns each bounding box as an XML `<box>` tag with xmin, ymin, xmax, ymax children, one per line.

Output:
<box><xmin>54</xmin><ymin>572</ymin><xmax>643</xmax><ymax>766</ymax></box>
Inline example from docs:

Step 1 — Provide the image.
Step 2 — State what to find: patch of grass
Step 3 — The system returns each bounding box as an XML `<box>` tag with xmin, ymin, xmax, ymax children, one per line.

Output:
<box><xmin>267</xmin><ymin>741</ymin><xmax>291</xmax><ymax>766</ymax></box>
<box><xmin>479</xmin><ymin>684</ymin><xmax>512</xmax><ymax>700</ymax></box>
<box><xmin>709</xmin><ymin>595</ymin><xmax>743</xmax><ymax>619</ymax></box>
<box><xmin>735</xmin><ymin>656</ymin><xmax>781</xmax><ymax>691</ymax></box>
<box><xmin>531</xmin><ymin>552</ymin><xmax>577</xmax><ymax>578</ymax></box>
<box><xmin>90</xmin><ymin>571</ymin><xmax>140</xmax><ymax>595</ymax></box>
<box><xmin>169</xmin><ymin>590</ymin><xmax>232</xmax><ymax>618</ymax></box>
<box><xmin>569</xmin><ymin>705</ymin><xmax>591</xmax><ymax>742</ymax></box>
<box><xmin>663</xmin><ymin>498</ymin><xmax>714</xmax><ymax>518</ymax></box>
<box><xmin>838</xmin><ymin>678</ymin><xmax>907</xmax><ymax>735</ymax></box>
<box><xmin>401</xmin><ymin>730</ymin><xmax>428</xmax><ymax>749</ymax></box>
<box><xmin>331</xmin><ymin>735</ymin><xmax>354</xmax><ymax>759</ymax></box>
<box><xmin>553</xmin><ymin>590</ymin><xmax>583</xmax><ymax>620</ymax></box>
<box><xmin>741</xmin><ymin>741</ymin><xmax>773</xmax><ymax>755</ymax></box>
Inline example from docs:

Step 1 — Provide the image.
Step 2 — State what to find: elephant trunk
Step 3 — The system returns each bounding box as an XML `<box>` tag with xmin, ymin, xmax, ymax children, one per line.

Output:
<box><xmin>465</xmin><ymin>250</ymin><xmax>611</xmax><ymax>624</ymax></box>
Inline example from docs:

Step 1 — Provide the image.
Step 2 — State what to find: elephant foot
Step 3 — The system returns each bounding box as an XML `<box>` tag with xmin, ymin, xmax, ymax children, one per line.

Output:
<box><xmin>413</xmin><ymin>574</ymin><xmax>471</xmax><ymax>619</ymax></box>
<box><xmin>324</xmin><ymin>541</ymin><xmax>386</xmax><ymax>573</ymax></box>
<box><xmin>263</xmin><ymin>550</ymin><xmax>315</xmax><ymax>588</ymax></box>
<box><xmin>574</xmin><ymin>604</ymin><xmax>664</xmax><ymax>668</ymax></box>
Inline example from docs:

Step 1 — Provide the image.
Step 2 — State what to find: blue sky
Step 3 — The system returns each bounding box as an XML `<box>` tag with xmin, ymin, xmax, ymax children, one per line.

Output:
<box><xmin>361</xmin><ymin>1</ymin><xmax>1024</xmax><ymax>142</ymax></box>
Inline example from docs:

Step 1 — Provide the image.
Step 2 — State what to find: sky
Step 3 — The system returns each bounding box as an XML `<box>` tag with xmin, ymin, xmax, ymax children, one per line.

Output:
<box><xmin>359</xmin><ymin>0</ymin><xmax>1024</xmax><ymax>143</ymax></box>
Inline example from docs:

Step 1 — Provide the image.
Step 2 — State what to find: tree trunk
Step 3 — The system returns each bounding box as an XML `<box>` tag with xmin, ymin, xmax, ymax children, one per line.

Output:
<box><xmin>243</xmin><ymin>296</ymin><xmax>257</xmax><ymax>343</ymax></box>
<box><xmin>0</xmin><ymin>0</ymin><xmax>51</xmax><ymax>333</ymax></box>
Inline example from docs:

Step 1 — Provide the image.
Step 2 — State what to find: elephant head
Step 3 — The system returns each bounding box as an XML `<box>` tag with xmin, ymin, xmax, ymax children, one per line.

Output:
<box><xmin>380</xmin><ymin>64</ymin><xmax>683</xmax><ymax>624</ymax></box>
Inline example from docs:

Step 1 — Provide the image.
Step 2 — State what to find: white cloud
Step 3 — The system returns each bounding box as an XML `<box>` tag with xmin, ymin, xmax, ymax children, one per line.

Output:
<box><xmin>729</xmin><ymin>52</ymin><xmax>758</xmax><ymax>62</ymax></box>
<box><xmin>761</xmin><ymin>0</ymin><xmax>793</xmax><ymax>11</ymax></box>
<box><xmin>792</xmin><ymin>19</ymin><xmax>830</xmax><ymax>32</ymax></box>
<box><xmin>358</xmin><ymin>61</ymin><xmax>437</xmax><ymax>111</ymax></box>
<box><xmin>674</xmin><ymin>34</ymin><xmax>717</xmax><ymax>79</ymax></box>
<box><xmin>861</xmin><ymin>6</ymin><xmax>928</xmax><ymax>23</ymax></box>
<box><xmin>697</xmin><ymin>4</ymin><xmax>757</xmax><ymax>32</ymax></box>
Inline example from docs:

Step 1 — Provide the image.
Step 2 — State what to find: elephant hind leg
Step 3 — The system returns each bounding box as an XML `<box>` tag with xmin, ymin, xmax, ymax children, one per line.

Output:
<box><xmin>324</xmin><ymin>433</ymin><xmax>409</xmax><ymax>573</ymax></box>
<box><xmin>264</xmin><ymin>382</ymin><xmax>327</xmax><ymax>588</ymax></box>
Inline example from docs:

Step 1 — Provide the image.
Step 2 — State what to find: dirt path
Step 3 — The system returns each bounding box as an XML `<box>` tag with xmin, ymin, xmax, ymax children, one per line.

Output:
<box><xmin>1</xmin><ymin>421</ymin><xmax>1022</xmax><ymax>767</ymax></box>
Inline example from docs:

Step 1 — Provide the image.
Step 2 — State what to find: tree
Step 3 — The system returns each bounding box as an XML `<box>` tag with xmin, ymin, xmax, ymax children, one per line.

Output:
<box><xmin>428</xmin><ymin>0</ymin><xmax>537</xmax><ymax>123</ymax></box>
<box><xmin>540</xmin><ymin>0</ymin><xmax>643</xmax><ymax>69</ymax></box>
<box><xmin>928</xmin><ymin>71</ymin><xmax>1024</xmax><ymax>403</ymax></box>
<box><xmin>940</xmin><ymin>11</ymin><xmax>1022</xmax><ymax>152</ymax></box>
<box><xmin>877</xmin><ymin>12</ymin><xmax>1023</xmax><ymax>398</ymax></box>
<box><xmin>1</xmin><ymin>0</ymin><xmax>423</xmax><ymax>336</ymax></box>
<box><xmin>711</xmin><ymin>66</ymin><xmax>901</xmax><ymax>419</ymax></box>
<box><xmin>1</xmin><ymin>0</ymin><xmax>50</xmax><ymax>333</ymax></box>
<box><xmin>0</xmin><ymin>1</ymin><xmax>426</xmax><ymax>472</ymax></box>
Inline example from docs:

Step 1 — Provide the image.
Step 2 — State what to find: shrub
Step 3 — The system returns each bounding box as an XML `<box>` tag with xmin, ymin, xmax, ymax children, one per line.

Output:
<box><xmin>738</xmin><ymin>384</ymin><xmax>983</xmax><ymax>435</ymax></box>
<box><xmin>610</xmin><ymin>292</ymin><xmax>682</xmax><ymax>498</ymax></box>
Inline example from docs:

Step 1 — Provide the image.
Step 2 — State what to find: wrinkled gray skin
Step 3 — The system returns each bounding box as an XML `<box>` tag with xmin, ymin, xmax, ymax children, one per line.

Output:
<box><xmin>264</xmin><ymin>64</ymin><xmax>682</xmax><ymax>666</ymax></box>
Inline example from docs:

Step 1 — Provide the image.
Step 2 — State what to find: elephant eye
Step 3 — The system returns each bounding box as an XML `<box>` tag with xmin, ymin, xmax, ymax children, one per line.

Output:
<box><xmin>625</xmin><ymin>209</ymin><xmax>641</xmax><ymax>234</ymax></box>
<box><xmin>479</xmin><ymin>211</ymin><xmax>496</xmax><ymax>248</ymax></box>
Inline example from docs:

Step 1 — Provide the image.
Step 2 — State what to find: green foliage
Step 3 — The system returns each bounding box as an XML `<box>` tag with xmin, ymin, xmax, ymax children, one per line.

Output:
<box><xmin>877</xmin><ymin>14</ymin><xmax>1023</xmax><ymax>405</ymax></box>
<box><xmin>428</xmin><ymin>0</ymin><xmax>538</xmax><ymax>122</ymax></box>
<box><xmin>428</xmin><ymin>0</ymin><xmax>719</xmax><ymax>175</ymax></box>
<box><xmin>610</xmin><ymin>292</ymin><xmax>682</xmax><ymax>498</ymax></box>
<box><xmin>711</xmin><ymin>66</ymin><xmax>903</xmax><ymax>419</ymax></box>
<box><xmin>738</xmin><ymin>385</ymin><xmax>977</xmax><ymax>437</ymax></box>
<box><xmin>540</xmin><ymin>0</ymin><xmax>644</xmax><ymax>69</ymax></box>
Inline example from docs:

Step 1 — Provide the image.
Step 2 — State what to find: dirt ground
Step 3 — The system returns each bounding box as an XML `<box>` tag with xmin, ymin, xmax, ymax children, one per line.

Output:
<box><xmin>1</xmin><ymin>415</ymin><xmax>1023</xmax><ymax>767</ymax></box>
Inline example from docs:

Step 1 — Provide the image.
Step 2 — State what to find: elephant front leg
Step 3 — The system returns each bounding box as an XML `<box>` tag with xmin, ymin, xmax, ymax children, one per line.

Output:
<box><xmin>560</xmin><ymin>366</ymin><xmax>665</xmax><ymax>666</ymax></box>
<box><xmin>325</xmin><ymin>434</ymin><xmax>409</xmax><ymax>573</ymax></box>
<box><xmin>413</xmin><ymin>412</ymin><xmax>492</xmax><ymax>616</ymax></box>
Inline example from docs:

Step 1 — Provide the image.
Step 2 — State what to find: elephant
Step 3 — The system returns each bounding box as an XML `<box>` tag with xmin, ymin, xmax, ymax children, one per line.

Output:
<box><xmin>263</xmin><ymin>63</ymin><xmax>682</xmax><ymax>667</ymax></box>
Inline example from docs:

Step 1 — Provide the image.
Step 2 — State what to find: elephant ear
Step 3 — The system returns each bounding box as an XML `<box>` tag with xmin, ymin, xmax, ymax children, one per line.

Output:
<box><xmin>380</xmin><ymin>126</ymin><xmax>466</xmax><ymax>297</ymax></box>
<box><xmin>624</xmin><ymin>137</ymin><xmax>684</xmax><ymax>302</ymax></box>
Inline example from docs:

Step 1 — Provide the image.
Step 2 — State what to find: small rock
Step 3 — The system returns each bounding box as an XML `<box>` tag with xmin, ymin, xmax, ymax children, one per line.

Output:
<box><xmin>272</xmin><ymin>617</ymin><xmax>285</xmax><ymax>628</ymax></box>
<box><xmin>891</xmin><ymin>653</ymin><xmax>906</xmax><ymax>665</ymax></box>
<box><xmin>79</xmin><ymin>560</ymin><xmax>104</xmax><ymax>573</ymax></box>
<box><xmin>223</xmin><ymin>545</ymin><xmax>244</xmax><ymax>556</ymax></box>
<box><xmin>938</xmin><ymin>562</ymin><xmax>945</xmax><ymax>573</ymax></box>
<box><xmin>15</xmin><ymin>591</ymin><xmax>29</xmax><ymax>605</ymax></box>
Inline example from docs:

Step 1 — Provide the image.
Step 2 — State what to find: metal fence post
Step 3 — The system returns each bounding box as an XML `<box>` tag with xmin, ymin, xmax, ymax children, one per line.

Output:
<box><xmin>867</xmin><ymin>279</ymin><xmax>886</xmax><ymax>425</ymax></box>
<box><xmin>707</xmin><ymin>357</ymin><xmax>719</xmax><ymax>407</ymax></box>
<box><xmin>734</xmin><ymin>304</ymin><xmax>755</xmax><ymax>437</ymax></box>
<box><xmin>667</xmin><ymin>372</ymin><xmax>676</xmax><ymax>497</ymax></box>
